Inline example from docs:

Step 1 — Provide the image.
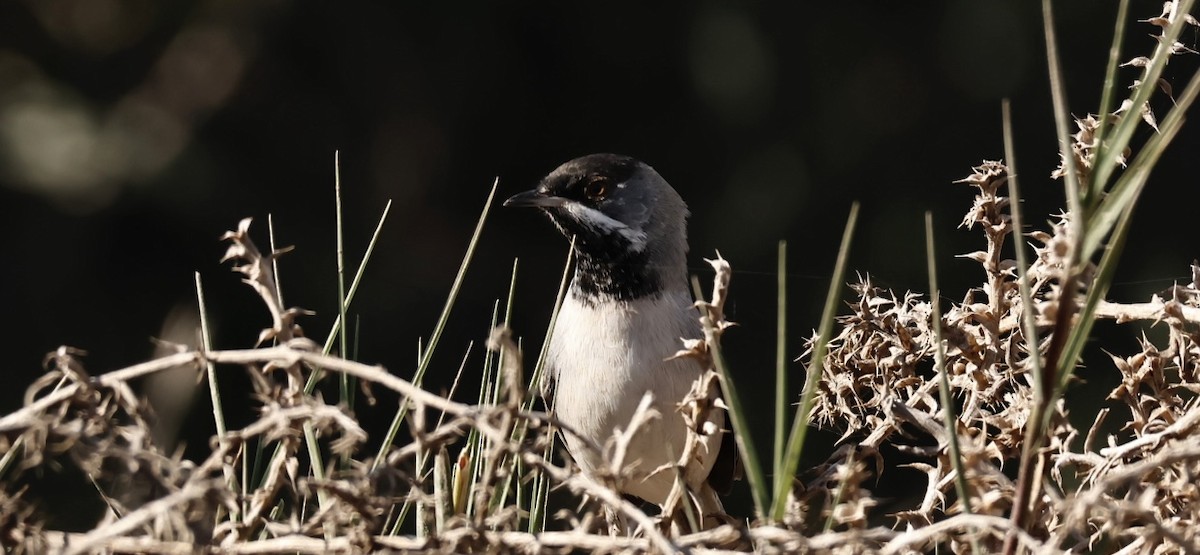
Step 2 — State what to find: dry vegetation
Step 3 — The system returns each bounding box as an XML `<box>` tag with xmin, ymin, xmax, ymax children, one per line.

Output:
<box><xmin>3</xmin><ymin>2</ymin><xmax>1200</xmax><ymax>553</ymax></box>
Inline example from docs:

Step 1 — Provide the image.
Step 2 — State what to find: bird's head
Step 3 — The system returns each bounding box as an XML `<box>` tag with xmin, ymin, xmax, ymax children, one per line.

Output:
<box><xmin>505</xmin><ymin>153</ymin><xmax>690</xmax><ymax>300</ymax></box>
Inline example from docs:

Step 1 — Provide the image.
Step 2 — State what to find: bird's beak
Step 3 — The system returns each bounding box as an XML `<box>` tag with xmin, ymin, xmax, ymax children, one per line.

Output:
<box><xmin>503</xmin><ymin>189</ymin><xmax>567</xmax><ymax>208</ymax></box>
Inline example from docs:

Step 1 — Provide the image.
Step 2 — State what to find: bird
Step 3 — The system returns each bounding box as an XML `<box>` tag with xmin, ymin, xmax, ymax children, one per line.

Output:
<box><xmin>504</xmin><ymin>153</ymin><xmax>736</xmax><ymax>520</ymax></box>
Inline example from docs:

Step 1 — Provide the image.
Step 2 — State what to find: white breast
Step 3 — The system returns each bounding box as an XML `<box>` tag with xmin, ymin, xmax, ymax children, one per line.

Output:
<box><xmin>547</xmin><ymin>290</ymin><xmax>723</xmax><ymax>504</ymax></box>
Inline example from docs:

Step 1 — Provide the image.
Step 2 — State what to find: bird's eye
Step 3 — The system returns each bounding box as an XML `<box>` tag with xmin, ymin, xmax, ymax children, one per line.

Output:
<box><xmin>584</xmin><ymin>177</ymin><xmax>610</xmax><ymax>202</ymax></box>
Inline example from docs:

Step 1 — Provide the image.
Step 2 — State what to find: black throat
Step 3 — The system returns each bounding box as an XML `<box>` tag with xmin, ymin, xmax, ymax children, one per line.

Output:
<box><xmin>569</xmin><ymin>233</ymin><xmax>661</xmax><ymax>304</ymax></box>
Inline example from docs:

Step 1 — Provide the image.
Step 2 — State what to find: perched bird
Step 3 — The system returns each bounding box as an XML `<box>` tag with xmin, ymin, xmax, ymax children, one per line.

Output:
<box><xmin>505</xmin><ymin>153</ymin><xmax>735</xmax><ymax>516</ymax></box>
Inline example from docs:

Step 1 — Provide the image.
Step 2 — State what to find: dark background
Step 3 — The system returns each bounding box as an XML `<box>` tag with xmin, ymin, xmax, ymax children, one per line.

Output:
<box><xmin>2</xmin><ymin>0</ymin><xmax>1198</xmax><ymax>524</ymax></box>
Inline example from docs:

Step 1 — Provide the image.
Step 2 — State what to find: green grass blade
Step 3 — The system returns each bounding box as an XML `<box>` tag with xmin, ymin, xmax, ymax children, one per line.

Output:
<box><xmin>689</xmin><ymin>275</ymin><xmax>768</xmax><ymax>518</ymax></box>
<box><xmin>1070</xmin><ymin>69</ymin><xmax>1200</xmax><ymax>381</ymax></box>
<box><xmin>454</xmin><ymin>301</ymin><xmax>499</xmax><ymax>522</ymax></box>
<box><xmin>392</xmin><ymin>341</ymin><xmax>475</xmax><ymax>531</ymax></box>
<box><xmin>334</xmin><ymin>151</ymin><xmax>353</xmax><ymax>411</ymax></box>
<box><xmin>522</xmin><ymin>241</ymin><xmax>575</xmax><ymax>533</ymax></box>
<box><xmin>1043</xmin><ymin>0</ymin><xmax>1084</xmax><ymax>230</ymax></box>
<box><xmin>1052</xmin><ymin>194</ymin><xmax>1136</xmax><ymax>404</ymax></box>
<box><xmin>194</xmin><ymin>271</ymin><xmax>240</xmax><ymax>523</ymax></box>
<box><xmin>1081</xmin><ymin>66</ymin><xmax>1200</xmax><ymax>260</ymax></box>
<box><xmin>1089</xmin><ymin>0</ymin><xmax>1196</xmax><ymax>195</ymax></box>
<box><xmin>372</xmin><ymin>178</ymin><xmax>499</xmax><ymax>471</ymax></box>
<box><xmin>492</xmin><ymin>259</ymin><xmax>524</xmax><ymax>513</ymax></box>
<box><xmin>772</xmin><ymin>240</ymin><xmax>788</xmax><ymax>495</ymax></box>
<box><xmin>527</xmin><ymin>437</ymin><xmax>554</xmax><ymax>534</ymax></box>
<box><xmin>194</xmin><ymin>272</ymin><xmax>227</xmax><ymax>440</ymax></box>
<box><xmin>1056</xmin><ymin>94</ymin><xmax>1193</xmax><ymax>398</ymax></box>
<box><xmin>303</xmin><ymin>199</ymin><xmax>393</xmax><ymax>393</ymax></box>
<box><xmin>1002</xmin><ymin>99</ymin><xmax>1047</xmax><ymax>404</ymax></box>
<box><xmin>1088</xmin><ymin>0</ymin><xmax>1132</xmax><ymax>204</ymax></box>
<box><xmin>266</xmin><ymin>186</ymin><xmax>391</xmax><ymax>506</ymax></box>
<box><xmin>524</xmin><ymin>236</ymin><xmax>576</xmax><ymax>409</ymax></box>
<box><xmin>483</xmin><ymin>301</ymin><xmax>501</xmax><ymax>407</ymax></box>
<box><xmin>503</xmin><ymin>258</ymin><xmax>519</xmax><ymax>327</ymax></box>
<box><xmin>924</xmin><ymin>212</ymin><xmax>972</xmax><ymax>516</ymax></box>
<box><xmin>1005</xmin><ymin>5</ymin><xmax>1091</xmax><ymax>546</ymax></box>
<box><xmin>267</xmin><ymin>214</ymin><xmax>285</xmax><ymax>307</ymax></box>
<box><xmin>255</xmin><ymin>214</ymin><xmax>282</xmax><ymax>509</ymax></box>
<box><xmin>771</xmin><ymin>202</ymin><xmax>859</xmax><ymax>522</ymax></box>
<box><xmin>995</xmin><ymin>101</ymin><xmax>1037</xmax><ymax>555</ymax></box>
<box><xmin>303</xmin><ymin>421</ymin><xmax>333</xmax><ymax>540</ymax></box>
